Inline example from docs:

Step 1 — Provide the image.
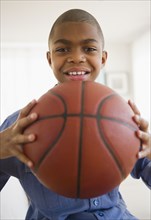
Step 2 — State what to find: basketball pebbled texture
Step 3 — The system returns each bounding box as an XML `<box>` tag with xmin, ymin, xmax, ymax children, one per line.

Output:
<box><xmin>23</xmin><ymin>81</ymin><xmax>140</xmax><ymax>198</ymax></box>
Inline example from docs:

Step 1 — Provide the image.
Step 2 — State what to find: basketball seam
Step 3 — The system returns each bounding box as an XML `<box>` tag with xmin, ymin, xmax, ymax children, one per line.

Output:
<box><xmin>38</xmin><ymin>114</ymin><xmax>137</xmax><ymax>130</ymax></box>
<box><xmin>76</xmin><ymin>81</ymin><xmax>85</xmax><ymax>198</ymax></box>
<box><xmin>33</xmin><ymin>92</ymin><xmax>67</xmax><ymax>172</ymax></box>
<box><xmin>33</xmin><ymin>114</ymin><xmax>137</xmax><ymax>132</ymax></box>
<box><xmin>97</xmin><ymin>94</ymin><xmax>127</xmax><ymax>179</ymax></box>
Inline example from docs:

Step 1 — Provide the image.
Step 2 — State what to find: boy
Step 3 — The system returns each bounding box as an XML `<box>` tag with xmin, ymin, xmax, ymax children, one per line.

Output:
<box><xmin>0</xmin><ymin>9</ymin><xmax>151</xmax><ymax>220</ymax></box>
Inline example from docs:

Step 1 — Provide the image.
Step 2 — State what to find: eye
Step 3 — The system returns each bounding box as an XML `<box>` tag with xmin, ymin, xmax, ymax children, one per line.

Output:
<box><xmin>55</xmin><ymin>48</ymin><xmax>70</xmax><ymax>53</ymax></box>
<box><xmin>84</xmin><ymin>47</ymin><xmax>97</xmax><ymax>53</ymax></box>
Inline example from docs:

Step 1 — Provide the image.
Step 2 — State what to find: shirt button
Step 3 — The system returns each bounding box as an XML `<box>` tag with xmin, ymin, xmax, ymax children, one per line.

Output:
<box><xmin>99</xmin><ymin>212</ymin><xmax>104</xmax><ymax>217</ymax></box>
<box><xmin>93</xmin><ymin>199</ymin><xmax>99</xmax><ymax>206</ymax></box>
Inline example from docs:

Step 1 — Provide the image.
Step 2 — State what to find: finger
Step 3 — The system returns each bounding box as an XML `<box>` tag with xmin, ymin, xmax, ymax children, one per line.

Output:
<box><xmin>18</xmin><ymin>100</ymin><xmax>37</xmax><ymax>119</ymax></box>
<box><xmin>128</xmin><ymin>100</ymin><xmax>141</xmax><ymax>115</ymax></box>
<box><xmin>10</xmin><ymin>147</ymin><xmax>33</xmax><ymax>168</ymax></box>
<box><xmin>136</xmin><ymin>130</ymin><xmax>150</xmax><ymax>141</ymax></box>
<box><xmin>13</xmin><ymin>133</ymin><xmax>36</xmax><ymax>145</ymax></box>
<box><xmin>134</xmin><ymin>116</ymin><xmax>149</xmax><ymax>131</ymax></box>
<box><xmin>138</xmin><ymin>143</ymin><xmax>151</xmax><ymax>159</ymax></box>
<box><xmin>138</xmin><ymin>149</ymin><xmax>150</xmax><ymax>159</ymax></box>
<box><xmin>14</xmin><ymin>113</ymin><xmax>38</xmax><ymax>132</ymax></box>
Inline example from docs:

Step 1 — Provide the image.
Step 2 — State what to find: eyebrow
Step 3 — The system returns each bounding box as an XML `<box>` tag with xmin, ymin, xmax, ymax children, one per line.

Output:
<box><xmin>54</xmin><ymin>38</ymin><xmax>98</xmax><ymax>45</ymax></box>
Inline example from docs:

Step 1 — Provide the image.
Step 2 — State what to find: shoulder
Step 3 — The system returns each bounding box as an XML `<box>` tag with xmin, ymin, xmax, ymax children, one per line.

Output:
<box><xmin>0</xmin><ymin>110</ymin><xmax>20</xmax><ymax>131</ymax></box>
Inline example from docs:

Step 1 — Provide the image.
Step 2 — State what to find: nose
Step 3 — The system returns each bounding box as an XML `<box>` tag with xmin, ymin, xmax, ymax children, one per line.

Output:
<box><xmin>67</xmin><ymin>50</ymin><xmax>86</xmax><ymax>63</ymax></box>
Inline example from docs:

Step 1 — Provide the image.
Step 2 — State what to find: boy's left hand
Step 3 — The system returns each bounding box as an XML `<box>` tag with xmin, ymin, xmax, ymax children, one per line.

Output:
<box><xmin>128</xmin><ymin>100</ymin><xmax>151</xmax><ymax>160</ymax></box>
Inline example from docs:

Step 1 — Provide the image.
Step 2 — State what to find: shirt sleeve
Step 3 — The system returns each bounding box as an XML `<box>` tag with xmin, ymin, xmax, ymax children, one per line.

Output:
<box><xmin>0</xmin><ymin>111</ymin><xmax>20</xmax><ymax>190</ymax></box>
<box><xmin>0</xmin><ymin>111</ymin><xmax>20</xmax><ymax>131</ymax></box>
<box><xmin>131</xmin><ymin>158</ymin><xmax>151</xmax><ymax>189</ymax></box>
<box><xmin>0</xmin><ymin>171</ymin><xmax>10</xmax><ymax>191</ymax></box>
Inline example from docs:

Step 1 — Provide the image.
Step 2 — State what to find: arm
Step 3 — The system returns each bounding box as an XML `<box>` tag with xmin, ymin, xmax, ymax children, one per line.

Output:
<box><xmin>0</xmin><ymin>100</ymin><xmax>38</xmax><ymax>168</ymax></box>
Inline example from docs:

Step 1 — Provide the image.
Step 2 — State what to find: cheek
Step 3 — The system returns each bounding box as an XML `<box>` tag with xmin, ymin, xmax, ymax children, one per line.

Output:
<box><xmin>93</xmin><ymin>57</ymin><xmax>103</xmax><ymax>71</ymax></box>
<box><xmin>50</xmin><ymin>60</ymin><xmax>60</xmax><ymax>74</ymax></box>
<box><xmin>51</xmin><ymin>56</ymin><xmax>64</xmax><ymax>70</ymax></box>
<box><xmin>50</xmin><ymin>59</ymin><xmax>64</xmax><ymax>82</ymax></box>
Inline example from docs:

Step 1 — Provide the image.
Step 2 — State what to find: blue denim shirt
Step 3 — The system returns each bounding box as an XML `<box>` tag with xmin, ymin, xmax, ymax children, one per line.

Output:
<box><xmin>0</xmin><ymin>111</ymin><xmax>151</xmax><ymax>220</ymax></box>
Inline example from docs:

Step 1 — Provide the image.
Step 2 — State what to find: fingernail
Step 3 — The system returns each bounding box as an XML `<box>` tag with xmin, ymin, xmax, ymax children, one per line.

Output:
<box><xmin>27</xmin><ymin>161</ymin><xmax>33</xmax><ymax>168</ymax></box>
<box><xmin>30</xmin><ymin>113</ymin><xmax>37</xmax><ymax>119</ymax></box>
<box><xmin>28</xmin><ymin>134</ymin><xmax>35</xmax><ymax>141</ymax></box>
<box><xmin>31</xmin><ymin>99</ymin><xmax>37</xmax><ymax>104</ymax></box>
<box><xmin>138</xmin><ymin>152</ymin><xmax>143</xmax><ymax>158</ymax></box>
<box><xmin>135</xmin><ymin>115</ymin><xmax>140</xmax><ymax>121</ymax></box>
<box><xmin>129</xmin><ymin>99</ymin><xmax>133</xmax><ymax>104</ymax></box>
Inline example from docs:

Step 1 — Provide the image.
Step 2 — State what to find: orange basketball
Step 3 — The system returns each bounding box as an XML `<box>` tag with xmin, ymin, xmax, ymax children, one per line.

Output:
<box><xmin>24</xmin><ymin>81</ymin><xmax>140</xmax><ymax>198</ymax></box>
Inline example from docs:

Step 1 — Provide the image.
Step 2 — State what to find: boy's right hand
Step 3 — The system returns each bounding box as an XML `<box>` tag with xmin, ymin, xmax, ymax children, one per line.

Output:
<box><xmin>0</xmin><ymin>100</ymin><xmax>38</xmax><ymax>168</ymax></box>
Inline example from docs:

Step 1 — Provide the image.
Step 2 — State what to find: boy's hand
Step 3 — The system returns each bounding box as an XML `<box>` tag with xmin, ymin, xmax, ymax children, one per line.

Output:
<box><xmin>0</xmin><ymin>100</ymin><xmax>38</xmax><ymax>167</ymax></box>
<box><xmin>128</xmin><ymin>100</ymin><xmax>151</xmax><ymax>160</ymax></box>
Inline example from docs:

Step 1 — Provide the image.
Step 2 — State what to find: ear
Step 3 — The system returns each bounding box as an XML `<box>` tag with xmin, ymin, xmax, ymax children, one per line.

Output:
<box><xmin>102</xmin><ymin>51</ymin><xmax>108</xmax><ymax>66</ymax></box>
<box><xmin>47</xmin><ymin>51</ymin><xmax>52</xmax><ymax>66</ymax></box>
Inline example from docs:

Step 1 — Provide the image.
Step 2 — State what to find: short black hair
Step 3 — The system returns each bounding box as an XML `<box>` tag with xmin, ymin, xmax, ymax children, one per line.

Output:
<box><xmin>48</xmin><ymin>9</ymin><xmax>105</xmax><ymax>49</ymax></box>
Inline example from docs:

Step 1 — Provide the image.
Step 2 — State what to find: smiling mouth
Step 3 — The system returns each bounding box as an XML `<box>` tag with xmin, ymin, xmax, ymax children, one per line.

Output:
<box><xmin>65</xmin><ymin>71</ymin><xmax>89</xmax><ymax>76</ymax></box>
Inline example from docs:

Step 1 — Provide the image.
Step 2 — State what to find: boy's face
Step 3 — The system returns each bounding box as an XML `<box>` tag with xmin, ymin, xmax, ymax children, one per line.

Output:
<box><xmin>47</xmin><ymin>22</ymin><xmax>107</xmax><ymax>83</ymax></box>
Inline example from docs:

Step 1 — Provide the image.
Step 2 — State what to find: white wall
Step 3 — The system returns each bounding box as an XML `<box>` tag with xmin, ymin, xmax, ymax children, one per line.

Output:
<box><xmin>1</xmin><ymin>45</ymin><xmax>57</xmax><ymax>124</ymax></box>
<box><xmin>131</xmin><ymin>30</ymin><xmax>150</xmax><ymax>125</ymax></box>
<box><xmin>105</xmin><ymin>43</ymin><xmax>133</xmax><ymax>99</ymax></box>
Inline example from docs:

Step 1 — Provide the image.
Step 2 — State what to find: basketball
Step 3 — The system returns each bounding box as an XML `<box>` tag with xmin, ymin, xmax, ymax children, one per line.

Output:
<box><xmin>23</xmin><ymin>81</ymin><xmax>140</xmax><ymax>198</ymax></box>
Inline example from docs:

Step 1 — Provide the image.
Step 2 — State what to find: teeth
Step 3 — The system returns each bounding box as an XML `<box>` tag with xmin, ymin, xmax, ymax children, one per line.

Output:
<box><xmin>68</xmin><ymin>71</ymin><xmax>86</xmax><ymax>75</ymax></box>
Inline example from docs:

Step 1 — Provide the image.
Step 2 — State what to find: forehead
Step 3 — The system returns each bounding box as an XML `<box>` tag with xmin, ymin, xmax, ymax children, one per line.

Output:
<box><xmin>50</xmin><ymin>22</ymin><xmax>101</xmax><ymax>45</ymax></box>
